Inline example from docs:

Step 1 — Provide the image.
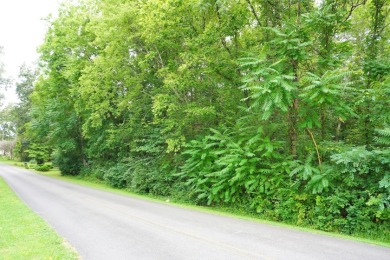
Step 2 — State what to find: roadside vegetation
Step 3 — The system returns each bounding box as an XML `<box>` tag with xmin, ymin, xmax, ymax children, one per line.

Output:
<box><xmin>2</xmin><ymin>156</ymin><xmax>389</xmax><ymax>247</ymax></box>
<box><xmin>0</xmin><ymin>0</ymin><xmax>389</xmax><ymax>246</ymax></box>
<box><xmin>0</xmin><ymin>177</ymin><xmax>78</xmax><ymax>259</ymax></box>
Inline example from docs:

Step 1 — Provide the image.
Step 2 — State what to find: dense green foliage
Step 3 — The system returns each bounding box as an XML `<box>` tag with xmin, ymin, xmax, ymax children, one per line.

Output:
<box><xmin>11</xmin><ymin>0</ymin><xmax>390</xmax><ymax>240</ymax></box>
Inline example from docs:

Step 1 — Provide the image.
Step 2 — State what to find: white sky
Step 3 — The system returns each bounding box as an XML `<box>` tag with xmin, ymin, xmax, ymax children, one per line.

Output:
<box><xmin>0</xmin><ymin>0</ymin><xmax>61</xmax><ymax>105</ymax></box>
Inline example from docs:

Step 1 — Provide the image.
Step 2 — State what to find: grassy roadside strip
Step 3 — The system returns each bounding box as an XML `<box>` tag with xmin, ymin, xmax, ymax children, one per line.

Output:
<box><xmin>0</xmin><ymin>177</ymin><xmax>79</xmax><ymax>259</ymax></box>
<box><xmin>3</xmin><ymin>158</ymin><xmax>390</xmax><ymax>248</ymax></box>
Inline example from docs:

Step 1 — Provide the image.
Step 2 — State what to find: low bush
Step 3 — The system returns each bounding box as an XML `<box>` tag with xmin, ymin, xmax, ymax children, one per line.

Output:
<box><xmin>95</xmin><ymin>157</ymin><xmax>175</xmax><ymax>196</ymax></box>
<box><xmin>35</xmin><ymin>164</ymin><xmax>51</xmax><ymax>172</ymax></box>
<box><xmin>103</xmin><ymin>163</ymin><xmax>130</xmax><ymax>189</ymax></box>
<box><xmin>53</xmin><ymin>150</ymin><xmax>83</xmax><ymax>175</ymax></box>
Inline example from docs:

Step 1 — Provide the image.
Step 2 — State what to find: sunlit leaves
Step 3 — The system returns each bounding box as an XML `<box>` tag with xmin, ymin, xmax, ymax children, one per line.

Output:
<box><xmin>21</xmin><ymin>0</ymin><xmax>390</xmax><ymax>236</ymax></box>
<box><xmin>240</xmin><ymin>55</ymin><xmax>297</xmax><ymax>119</ymax></box>
<box><xmin>181</xmin><ymin>125</ymin><xmax>288</xmax><ymax>205</ymax></box>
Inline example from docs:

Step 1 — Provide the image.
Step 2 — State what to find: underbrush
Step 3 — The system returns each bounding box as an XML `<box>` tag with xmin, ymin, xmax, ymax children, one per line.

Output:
<box><xmin>3</xmin><ymin>154</ymin><xmax>388</xmax><ymax>245</ymax></box>
<box><xmin>77</xmin><ymin>160</ymin><xmax>390</xmax><ymax>245</ymax></box>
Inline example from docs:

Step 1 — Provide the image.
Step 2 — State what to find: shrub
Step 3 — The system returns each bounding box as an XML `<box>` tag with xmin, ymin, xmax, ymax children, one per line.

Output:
<box><xmin>100</xmin><ymin>158</ymin><xmax>174</xmax><ymax>196</ymax></box>
<box><xmin>53</xmin><ymin>150</ymin><xmax>83</xmax><ymax>175</ymax></box>
<box><xmin>35</xmin><ymin>164</ymin><xmax>51</xmax><ymax>172</ymax></box>
<box><xmin>126</xmin><ymin>158</ymin><xmax>174</xmax><ymax>196</ymax></box>
<box><xmin>28</xmin><ymin>159</ymin><xmax>37</xmax><ymax>169</ymax></box>
<box><xmin>80</xmin><ymin>166</ymin><xmax>105</xmax><ymax>180</ymax></box>
<box><xmin>103</xmin><ymin>164</ymin><xmax>130</xmax><ymax>188</ymax></box>
<box><xmin>180</xmin><ymin>127</ymin><xmax>291</xmax><ymax>207</ymax></box>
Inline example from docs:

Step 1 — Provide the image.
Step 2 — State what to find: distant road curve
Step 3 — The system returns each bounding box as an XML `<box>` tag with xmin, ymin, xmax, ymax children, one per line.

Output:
<box><xmin>1</xmin><ymin>163</ymin><xmax>389</xmax><ymax>260</ymax></box>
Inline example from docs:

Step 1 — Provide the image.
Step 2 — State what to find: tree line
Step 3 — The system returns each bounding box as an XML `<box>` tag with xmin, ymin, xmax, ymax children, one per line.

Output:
<box><xmin>6</xmin><ymin>0</ymin><xmax>390</xmax><ymax>240</ymax></box>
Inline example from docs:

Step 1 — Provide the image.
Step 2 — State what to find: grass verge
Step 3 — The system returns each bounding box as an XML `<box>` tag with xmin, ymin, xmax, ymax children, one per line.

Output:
<box><xmin>2</xmin><ymin>157</ymin><xmax>390</xmax><ymax>248</ymax></box>
<box><xmin>0</xmin><ymin>177</ymin><xmax>79</xmax><ymax>259</ymax></box>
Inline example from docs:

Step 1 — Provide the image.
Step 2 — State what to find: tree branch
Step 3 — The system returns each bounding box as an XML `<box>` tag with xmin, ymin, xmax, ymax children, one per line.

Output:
<box><xmin>215</xmin><ymin>4</ymin><xmax>233</xmax><ymax>56</ymax></box>
<box><xmin>344</xmin><ymin>1</ymin><xmax>367</xmax><ymax>22</ymax></box>
<box><xmin>305</xmin><ymin>128</ymin><xmax>322</xmax><ymax>169</ymax></box>
<box><xmin>246</xmin><ymin>0</ymin><xmax>262</xmax><ymax>27</ymax></box>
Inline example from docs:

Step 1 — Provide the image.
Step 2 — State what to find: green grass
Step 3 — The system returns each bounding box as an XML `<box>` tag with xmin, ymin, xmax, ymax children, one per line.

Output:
<box><xmin>2</xmin><ymin>157</ymin><xmax>389</xmax><ymax>248</ymax></box>
<box><xmin>0</xmin><ymin>177</ymin><xmax>79</xmax><ymax>260</ymax></box>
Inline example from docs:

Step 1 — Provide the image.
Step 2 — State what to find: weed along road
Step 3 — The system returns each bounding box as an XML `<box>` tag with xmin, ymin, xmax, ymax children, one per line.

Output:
<box><xmin>1</xmin><ymin>164</ymin><xmax>389</xmax><ymax>260</ymax></box>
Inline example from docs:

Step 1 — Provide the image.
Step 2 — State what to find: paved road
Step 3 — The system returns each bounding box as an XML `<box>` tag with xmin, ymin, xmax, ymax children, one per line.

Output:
<box><xmin>1</xmin><ymin>164</ymin><xmax>389</xmax><ymax>260</ymax></box>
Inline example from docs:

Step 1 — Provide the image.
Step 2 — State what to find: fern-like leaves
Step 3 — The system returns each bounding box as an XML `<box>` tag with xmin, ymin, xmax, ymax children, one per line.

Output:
<box><xmin>375</xmin><ymin>127</ymin><xmax>390</xmax><ymax>146</ymax></box>
<box><xmin>240</xmin><ymin>54</ymin><xmax>296</xmax><ymax>120</ymax></box>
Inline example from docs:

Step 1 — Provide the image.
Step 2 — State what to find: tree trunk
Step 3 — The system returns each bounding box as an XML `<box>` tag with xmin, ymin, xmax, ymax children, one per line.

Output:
<box><xmin>288</xmin><ymin>98</ymin><xmax>299</xmax><ymax>158</ymax></box>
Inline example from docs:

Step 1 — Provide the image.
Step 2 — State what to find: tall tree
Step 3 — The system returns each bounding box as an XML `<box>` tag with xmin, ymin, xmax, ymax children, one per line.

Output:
<box><xmin>11</xmin><ymin>64</ymin><xmax>38</xmax><ymax>161</ymax></box>
<box><xmin>22</xmin><ymin>0</ymin><xmax>389</xmax><ymax>239</ymax></box>
<box><xmin>30</xmin><ymin>1</ymin><xmax>97</xmax><ymax>173</ymax></box>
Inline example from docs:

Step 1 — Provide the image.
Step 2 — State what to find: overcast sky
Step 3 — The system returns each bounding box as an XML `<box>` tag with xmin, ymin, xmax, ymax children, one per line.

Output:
<box><xmin>0</xmin><ymin>0</ymin><xmax>61</xmax><ymax>105</ymax></box>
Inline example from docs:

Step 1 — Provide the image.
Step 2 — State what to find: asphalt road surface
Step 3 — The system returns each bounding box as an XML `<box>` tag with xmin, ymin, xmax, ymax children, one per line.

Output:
<box><xmin>1</xmin><ymin>163</ymin><xmax>389</xmax><ymax>260</ymax></box>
